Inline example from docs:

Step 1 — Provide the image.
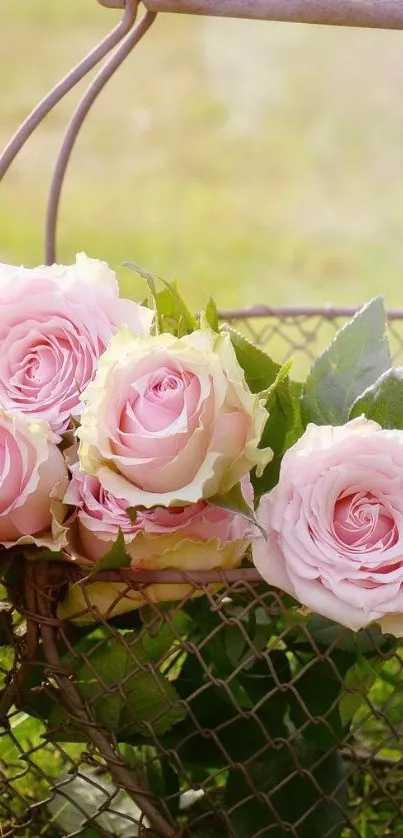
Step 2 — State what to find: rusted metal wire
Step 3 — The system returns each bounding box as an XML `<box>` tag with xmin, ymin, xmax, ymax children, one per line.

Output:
<box><xmin>45</xmin><ymin>7</ymin><xmax>157</xmax><ymax>265</ymax></box>
<box><xmin>102</xmin><ymin>0</ymin><xmax>403</xmax><ymax>30</ymax></box>
<box><xmin>2</xmin><ymin>560</ymin><xmax>403</xmax><ymax>837</ymax></box>
<box><xmin>0</xmin><ymin>0</ymin><xmax>139</xmax><ymax>184</ymax></box>
<box><xmin>0</xmin><ymin>564</ymin><xmax>39</xmax><ymax>727</ymax></box>
<box><xmin>221</xmin><ymin>305</ymin><xmax>403</xmax><ymax>321</ymax></box>
<box><xmin>81</xmin><ymin>568</ymin><xmax>263</xmax><ymax>585</ymax></box>
<box><xmin>34</xmin><ymin>564</ymin><xmax>177</xmax><ymax>837</ymax></box>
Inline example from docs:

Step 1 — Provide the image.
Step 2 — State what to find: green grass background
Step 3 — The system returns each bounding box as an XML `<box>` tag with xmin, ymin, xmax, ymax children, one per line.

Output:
<box><xmin>1</xmin><ymin>2</ymin><xmax>403</xmax><ymax>311</ymax></box>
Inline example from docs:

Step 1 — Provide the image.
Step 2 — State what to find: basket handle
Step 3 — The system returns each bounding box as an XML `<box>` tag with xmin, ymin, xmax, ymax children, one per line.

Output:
<box><xmin>101</xmin><ymin>0</ymin><xmax>403</xmax><ymax>30</ymax></box>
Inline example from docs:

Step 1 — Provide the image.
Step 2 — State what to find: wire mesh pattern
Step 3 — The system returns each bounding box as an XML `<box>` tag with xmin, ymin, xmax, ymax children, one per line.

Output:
<box><xmin>1</xmin><ymin>551</ymin><xmax>403</xmax><ymax>837</ymax></box>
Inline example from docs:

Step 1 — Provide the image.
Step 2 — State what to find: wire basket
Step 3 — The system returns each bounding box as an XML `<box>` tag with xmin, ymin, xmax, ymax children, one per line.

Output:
<box><xmin>1</xmin><ymin>3</ymin><xmax>403</xmax><ymax>837</ymax></box>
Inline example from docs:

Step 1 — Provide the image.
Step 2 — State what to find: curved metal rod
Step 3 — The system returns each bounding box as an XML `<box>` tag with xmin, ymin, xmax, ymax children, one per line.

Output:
<box><xmin>143</xmin><ymin>0</ymin><xmax>403</xmax><ymax>30</ymax></box>
<box><xmin>45</xmin><ymin>9</ymin><xmax>157</xmax><ymax>265</ymax></box>
<box><xmin>0</xmin><ymin>0</ymin><xmax>138</xmax><ymax>183</ymax></box>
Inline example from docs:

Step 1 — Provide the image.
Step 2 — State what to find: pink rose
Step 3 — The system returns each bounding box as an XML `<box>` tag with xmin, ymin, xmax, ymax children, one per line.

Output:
<box><xmin>253</xmin><ymin>417</ymin><xmax>403</xmax><ymax>635</ymax></box>
<box><xmin>0</xmin><ymin>408</ymin><xmax>68</xmax><ymax>547</ymax></box>
<box><xmin>0</xmin><ymin>253</ymin><xmax>153</xmax><ymax>436</ymax></box>
<box><xmin>65</xmin><ymin>466</ymin><xmax>253</xmax><ymax>562</ymax></box>
<box><xmin>78</xmin><ymin>326</ymin><xmax>270</xmax><ymax>507</ymax></box>
<box><xmin>59</xmin><ymin>470</ymin><xmax>254</xmax><ymax>622</ymax></box>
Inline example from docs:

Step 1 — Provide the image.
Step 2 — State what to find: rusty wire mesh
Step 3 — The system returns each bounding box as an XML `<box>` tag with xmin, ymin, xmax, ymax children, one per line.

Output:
<box><xmin>2</xmin><ymin>1</ymin><xmax>403</xmax><ymax>836</ymax></box>
<box><xmin>1</xmin><ymin>549</ymin><xmax>403</xmax><ymax>838</ymax></box>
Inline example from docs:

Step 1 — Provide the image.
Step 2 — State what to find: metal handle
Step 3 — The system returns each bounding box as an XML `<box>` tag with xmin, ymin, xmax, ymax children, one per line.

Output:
<box><xmin>100</xmin><ymin>0</ymin><xmax>403</xmax><ymax>30</ymax></box>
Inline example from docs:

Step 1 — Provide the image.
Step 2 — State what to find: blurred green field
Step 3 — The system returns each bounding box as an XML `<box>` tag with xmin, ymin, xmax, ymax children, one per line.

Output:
<box><xmin>2</xmin><ymin>2</ymin><xmax>403</xmax><ymax>311</ymax></box>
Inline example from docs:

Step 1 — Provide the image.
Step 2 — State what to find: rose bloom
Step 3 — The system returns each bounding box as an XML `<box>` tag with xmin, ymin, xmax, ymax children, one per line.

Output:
<box><xmin>78</xmin><ymin>326</ymin><xmax>271</xmax><ymax>507</ymax></box>
<box><xmin>253</xmin><ymin>417</ymin><xmax>403</xmax><ymax>636</ymax></box>
<box><xmin>0</xmin><ymin>253</ymin><xmax>153</xmax><ymax>436</ymax></box>
<box><xmin>58</xmin><ymin>470</ymin><xmax>254</xmax><ymax>622</ymax></box>
<box><xmin>0</xmin><ymin>407</ymin><xmax>68</xmax><ymax>547</ymax></box>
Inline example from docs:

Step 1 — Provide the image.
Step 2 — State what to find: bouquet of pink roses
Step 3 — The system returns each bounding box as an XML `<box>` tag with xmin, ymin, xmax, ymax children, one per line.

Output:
<box><xmin>0</xmin><ymin>252</ymin><xmax>402</xmax><ymax>637</ymax></box>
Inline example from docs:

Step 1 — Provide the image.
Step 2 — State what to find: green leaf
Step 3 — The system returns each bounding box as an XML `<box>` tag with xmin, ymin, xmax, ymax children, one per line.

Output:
<box><xmin>221</xmin><ymin>325</ymin><xmax>282</xmax><ymax>393</ymax></box>
<box><xmin>340</xmin><ymin>656</ymin><xmax>382</xmax><ymax>726</ymax></box>
<box><xmin>349</xmin><ymin>366</ymin><xmax>403</xmax><ymax>428</ymax></box>
<box><xmin>169</xmin><ymin>605</ymin><xmax>291</xmax><ymax>767</ymax></box>
<box><xmin>224</xmin><ymin>625</ymin><xmax>247</xmax><ymax>667</ymax></box>
<box><xmin>75</xmin><ymin>632</ymin><xmax>185</xmax><ymax>737</ymax></box>
<box><xmin>259</xmin><ymin>357</ymin><xmax>293</xmax><ymax>403</ymax></box>
<box><xmin>124</xmin><ymin>262</ymin><xmax>197</xmax><ymax>336</ymax></box>
<box><xmin>20</xmin><ymin>620</ymin><xmax>189</xmax><ymax>742</ymax></box>
<box><xmin>303</xmin><ymin>614</ymin><xmax>397</xmax><ymax>656</ymax></box>
<box><xmin>253</xmin><ymin>376</ymin><xmax>303</xmax><ymax>498</ymax></box>
<box><xmin>225</xmin><ymin>741</ymin><xmax>347</xmax><ymax>838</ymax></box>
<box><xmin>126</xmin><ymin>507</ymin><xmax>138</xmax><ymax>524</ymax></box>
<box><xmin>221</xmin><ymin>331</ymin><xmax>303</xmax><ymax>500</ymax></box>
<box><xmin>140</xmin><ymin>611</ymin><xmax>190</xmax><ymax>664</ymax></box>
<box><xmin>203</xmin><ymin>296</ymin><xmax>219</xmax><ymax>332</ymax></box>
<box><xmin>159</xmin><ymin>278</ymin><xmax>197</xmax><ymax>333</ymax></box>
<box><xmin>170</xmin><ymin>674</ymin><xmax>288</xmax><ymax>768</ymax></box>
<box><xmin>209</xmin><ymin>481</ymin><xmax>264</xmax><ymax>535</ymax></box>
<box><xmin>119</xmin><ymin>673</ymin><xmax>185</xmax><ymax>737</ymax></box>
<box><xmin>237</xmin><ymin>652</ymin><xmax>292</xmax><ymax>722</ymax></box>
<box><xmin>0</xmin><ymin>712</ymin><xmax>47</xmax><ymax>762</ymax></box>
<box><xmin>289</xmin><ymin>656</ymin><xmax>351</xmax><ymax>748</ymax></box>
<box><xmin>120</xmin><ymin>744</ymin><xmax>180</xmax><ymax>818</ymax></box>
<box><xmin>183</xmin><ymin>615</ymin><xmax>254</xmax><ymax>710</ymax></box>
<box><xmin>89</xmin><ymin>530</ymin><xmax>131</xmax><ymax>574</ymax></box>
<box><xmin>302</xmin><ymin>297</ymin><xmax>391</xmax><ymax>426</ymax></box>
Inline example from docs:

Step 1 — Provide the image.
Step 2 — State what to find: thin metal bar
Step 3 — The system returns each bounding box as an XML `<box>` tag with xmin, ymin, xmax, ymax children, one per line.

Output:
<box><xmin>99</xmin><ymin>0</ymin><xmax>129</xmax><ymax>6</ymax></box>
<box><xmin>219</xmin><ymin>305</ymin><xmax>403</xmax><ymax>320</ymax></box>
<box><xmin>0</xmin><ymin>0</ymin><xmax>138</xmax><ymax>183</ymax></box>
<box><xmin>142</xmin><ymin>0</ymin><xmax>403</xmax><ymax>30</ymax></box>
<box><xmin>83</xmin><ymin>567</ymin><xmax>263</xmax><ymax>584</ymax></box>
<box><xmin>45</xmin><ymin>10</ymin><xmax>157</xmax><ymax>265</ymax></box>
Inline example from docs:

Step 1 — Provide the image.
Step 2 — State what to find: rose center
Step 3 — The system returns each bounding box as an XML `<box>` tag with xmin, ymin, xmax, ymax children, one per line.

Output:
<box><xmin>15</xmin><ymin>343</ymin><xmax>60</xmax><ymax>388</ymax></box>
<box><xmin>333</xmin><ymin>491</ymin><xmax>397</xmax><ymax>551</ymax></box>
<box><xmin>149</xmin><ymin>372</ymin><xmax>183</xmax><ymax>398</ymax></box>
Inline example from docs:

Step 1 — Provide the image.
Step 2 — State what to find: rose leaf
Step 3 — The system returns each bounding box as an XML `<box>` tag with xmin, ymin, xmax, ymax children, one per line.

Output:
<box><xmin>126</xmin><ymin>507</ymin><xmax>138</xmax><ymax>524</ymax></box>
<box><xmin>221</xmin><ymin>325</ymin><xmax>282</xmax><ymax>393</ymax></box>
<box><xmin>302</xmin><ymin>297</ymin><xmax>391</xmax><ymax>426</ymax></box>
<box><xmin>90</xmin><ymin>530</ymin><xmax>132</xmax><ymax>574</ymax></box>
<box><xmin>202</xmin><ymin>295</ymin><xmax>219</xmax><ymax>332</ymax></box>
<box><xmin>75</xmin><ymin>635</ymin><xmax>185</xmax><ymax>737</ymax></box>
<box><xmin>225</xmin><ymin>742</ymin><xmax>347</xmax><ymax>838</ymax></box>
<box><xmin>252</xmin><ymin>375</ymin><xmax>304</xmax><ymax>498</ymax></box>
<box><xmin>209</xmin><ymin>482</ymin><xmax>266</xmax><ymax>538</ymax></box>
<box><xmin>349</xmin><ymin>366</ymin><xmax>403</xmax><ymax>428</ymax></box>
